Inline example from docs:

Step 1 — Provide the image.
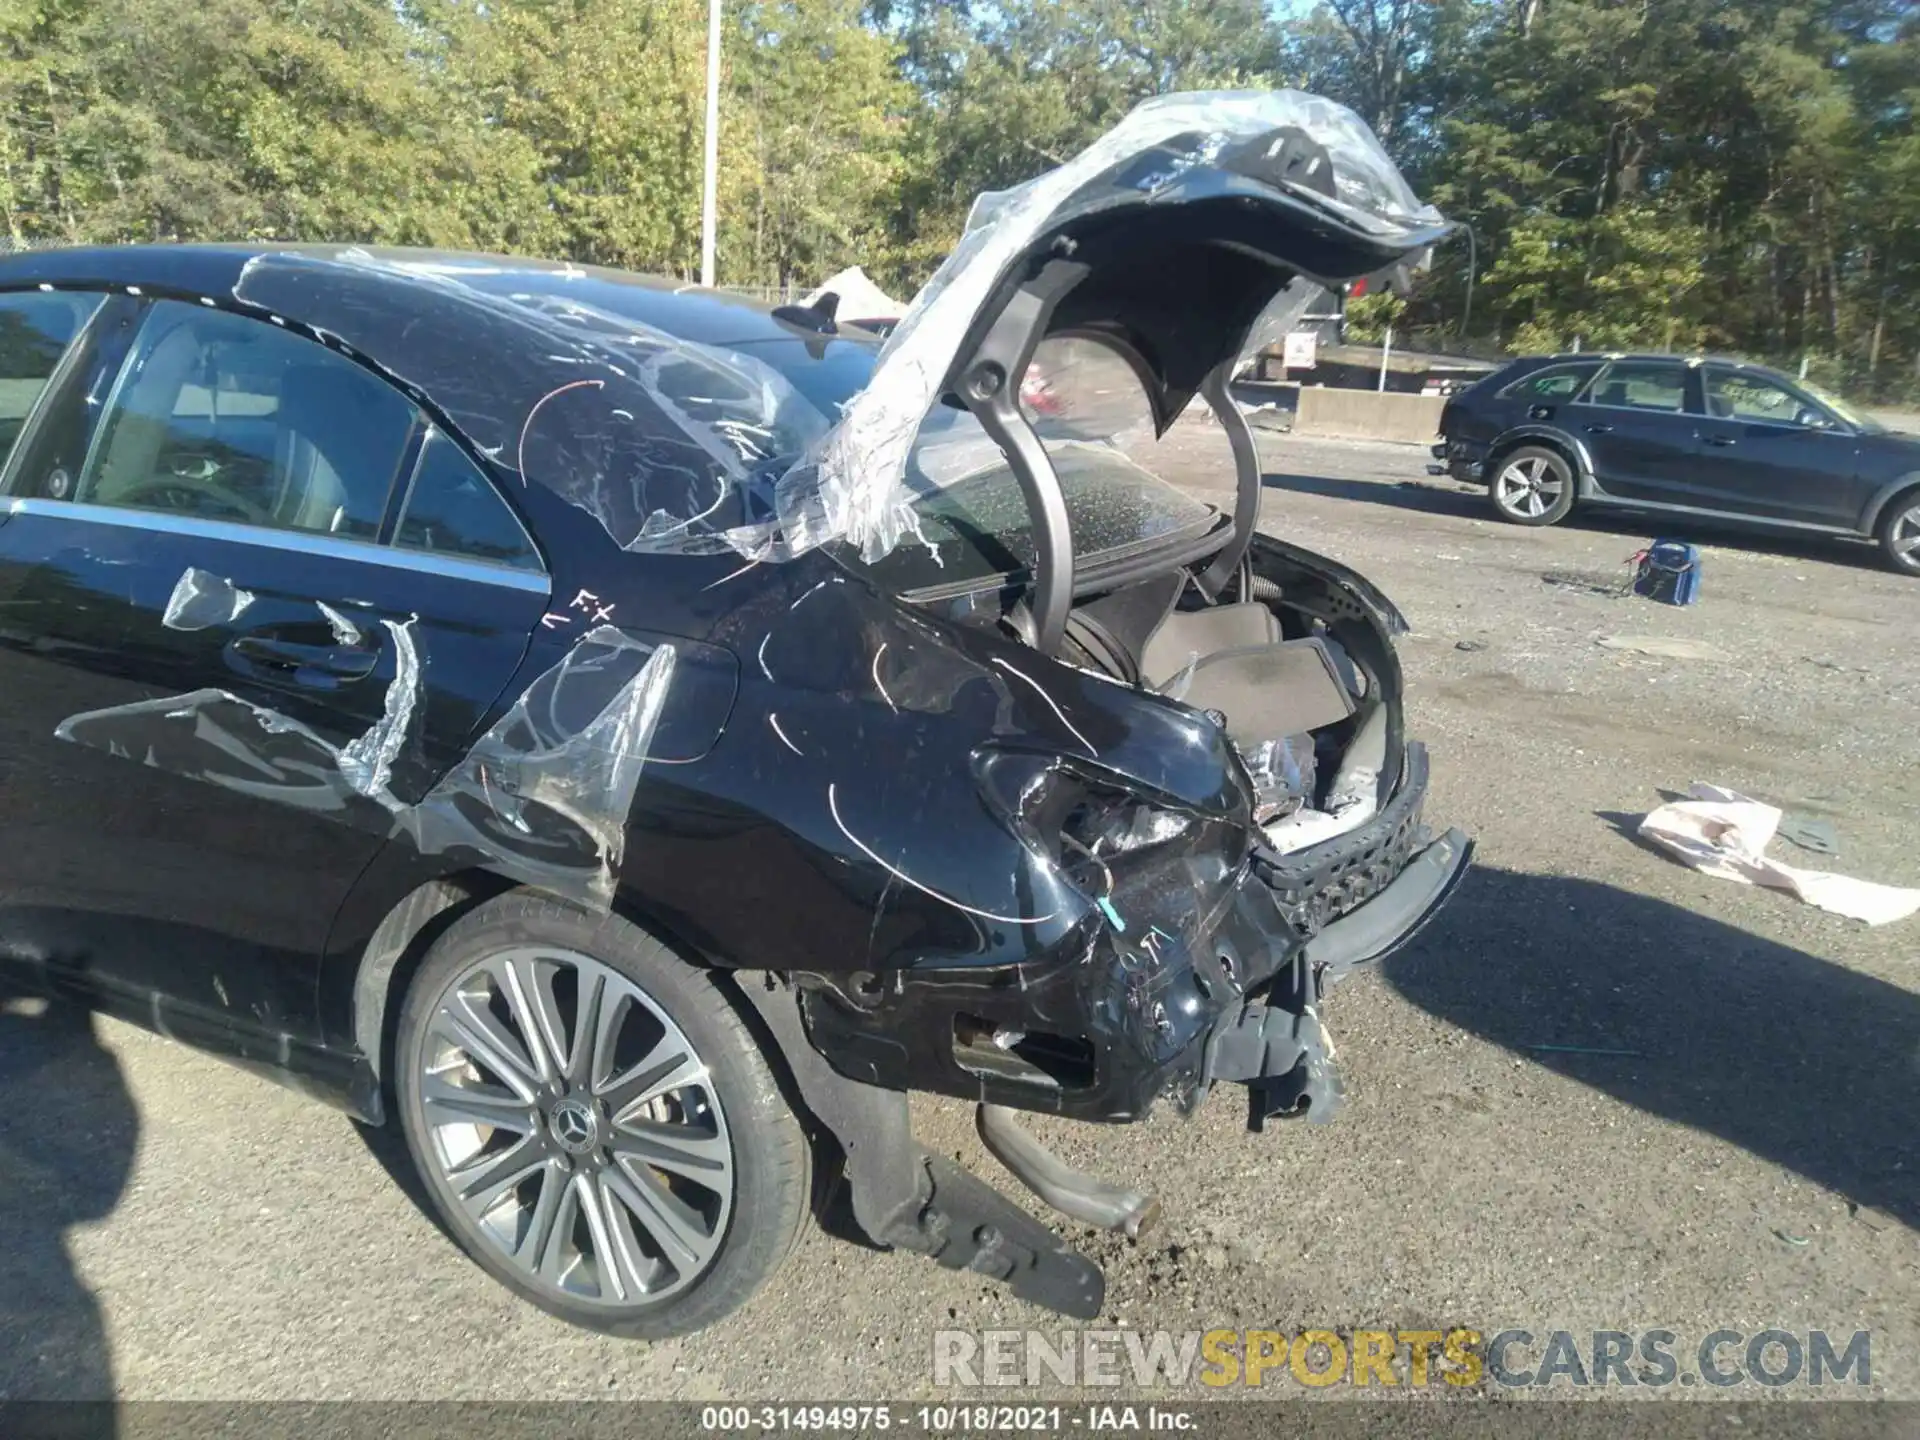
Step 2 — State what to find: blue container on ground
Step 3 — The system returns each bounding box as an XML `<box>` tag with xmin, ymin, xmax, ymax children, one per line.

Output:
<box><xmin>1633</xmin><ymin>540</ymin><xmax>1701</xmax><ymax>605</ymax></box>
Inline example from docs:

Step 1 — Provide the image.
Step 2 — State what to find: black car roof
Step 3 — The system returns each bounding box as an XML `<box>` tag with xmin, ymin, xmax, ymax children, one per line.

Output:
<box><xmin>1526</xmin><ymin>351</ymin><xmax>1786</xmax><ymax>374</ymax></box>
<box><xmin>0</xmin><ymin>244</ymin><xmax>881</xmax><ymax>558</ymax></box>
<box><xmin>0</xmin><ymin>243</ymin><xmax>821</xmax><ymax>350</ymax></box>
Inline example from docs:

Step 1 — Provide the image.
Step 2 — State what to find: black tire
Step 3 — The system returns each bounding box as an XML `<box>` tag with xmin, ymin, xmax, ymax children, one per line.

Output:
<box><xmin>1875</xmin><ymin>489</ymin><xmax>1920</xmax><ymax>576</ymax></box>
<box><xmin>1488</xmin><ymin>444</ymin><xmax>1577</xmax><ymax>526</ymax></box>
<box><xmin>393</xmin><ymin>890</ymin><xmax>809</xmax><ymax>1339</ymax></box>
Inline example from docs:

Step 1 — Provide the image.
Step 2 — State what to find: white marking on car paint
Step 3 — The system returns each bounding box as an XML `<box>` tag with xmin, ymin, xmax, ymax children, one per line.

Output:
<box><xmin>702</xmin><ymin>556</ymin><xmax>765</xmax><ymax>591</ymax></box>
<box><xmin>990</xmin><ymin>658</ymin><xmax>1096</xmax><ymax>758</ymax></box>
<box><xmin>515</xmin><ymin>378</ymin><xmax>607</xmax><ymax>484</ymax></box>
<box><xmin>826</xmin><ymin>783</ymin><xmax>1056</xmax><ymax>927</ymax></box>
<box><xmin>871</xmin><ymin>643</ymin><xmax>898</xmax><ymax>713</ymax></box>
<box><xmin>788</xmin><ymin>579</ymin><xmax>832</xmax><ymax>611</ymax></box>
<box><xmin>756</xmin><ymin>632</ymin><xmax>775</xmax><ymax>682</ymax></box>
<box><xmin>768</xmin><ymin>713</ymin><xmax>803</xmax><ymax>756</ymax></box>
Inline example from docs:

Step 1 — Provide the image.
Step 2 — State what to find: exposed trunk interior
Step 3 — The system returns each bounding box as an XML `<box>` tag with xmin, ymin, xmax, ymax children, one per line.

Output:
<box><xmin>1048</xmin><ymin>560</ymin><xmax>1394</xmax><ymax>851</ymax></box>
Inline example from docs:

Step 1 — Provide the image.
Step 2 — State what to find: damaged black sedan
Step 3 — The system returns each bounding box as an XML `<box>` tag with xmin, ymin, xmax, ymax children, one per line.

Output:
<box><xmin>0</xmin><ymin>90</ymin><xmax>1467</xmax><ymax>1336</ymax></box>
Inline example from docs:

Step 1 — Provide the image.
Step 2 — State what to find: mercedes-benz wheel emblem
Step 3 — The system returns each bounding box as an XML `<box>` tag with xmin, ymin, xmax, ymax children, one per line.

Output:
<box><xmin>549</xmin><ymin>1097</ymin><xmax>599</xmax><ymax>1155</ymax></box>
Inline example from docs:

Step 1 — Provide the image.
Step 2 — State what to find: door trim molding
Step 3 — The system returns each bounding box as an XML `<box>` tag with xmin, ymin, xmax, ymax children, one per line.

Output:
<box><xmin>0</xmin><ymin>495</ymin><xmax>553</xmax><ymax>595</ymax></box>
<box><xmin>1581</xmin><ymin>489</ymin><xmax>1858</xmax><ymax>535</ymax></box>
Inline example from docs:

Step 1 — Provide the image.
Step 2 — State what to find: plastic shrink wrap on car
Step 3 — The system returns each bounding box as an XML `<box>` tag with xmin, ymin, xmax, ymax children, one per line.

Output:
<box><xmin>230</xmin><ymin>89</ymin><xmax>1439</xmax><ymax>572</ymax></box>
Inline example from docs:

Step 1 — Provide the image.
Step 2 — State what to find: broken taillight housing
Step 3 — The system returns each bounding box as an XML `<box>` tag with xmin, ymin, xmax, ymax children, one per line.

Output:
<box><xmin>971</xmin><ymin>749</ymin><xmax>1238</xmax><ymax>926</ymax></box>
<box><xmin>1061</xmin><ymin>792</ymin><xmax>1192</xmax><ymax>858</ymax></box>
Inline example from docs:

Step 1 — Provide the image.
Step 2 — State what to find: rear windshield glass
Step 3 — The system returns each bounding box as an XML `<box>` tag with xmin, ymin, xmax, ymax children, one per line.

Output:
<box><xmin>735</xmin><ymin>335</ymin><xmax>1217</xmax><ymax>595</ymax></box>
<box><xmin>840</xmin><ymin>419</ymin><xmax>1219</xmax><ymax>595</ymax></box>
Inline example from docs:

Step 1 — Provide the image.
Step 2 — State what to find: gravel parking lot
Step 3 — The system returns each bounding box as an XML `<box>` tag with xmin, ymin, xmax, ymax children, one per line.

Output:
<box><xmin>3</xmin><ymin>428</ymin><xmax>1915</xmax><ymax>1406</ymax></box>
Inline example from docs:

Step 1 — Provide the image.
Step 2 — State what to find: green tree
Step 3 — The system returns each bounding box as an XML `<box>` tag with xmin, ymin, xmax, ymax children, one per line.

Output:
<box><xmin>722</xmin><ymin>0</ymin><xmax>910</xmax><ymax>289</ymax></box>
<box><xmin>878</xmin><ymin>0</ymin><xmax>1282</xmax><ymax>289</ymax></box>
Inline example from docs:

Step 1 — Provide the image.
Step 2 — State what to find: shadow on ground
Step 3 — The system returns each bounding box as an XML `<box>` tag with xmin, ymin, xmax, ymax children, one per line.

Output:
<box><xmin>1382</xmin><ymin>866</ymin><xmax>1920</xmax><ymax>1230</ymax></box>
<box><xmin>1261</xmin><ymin>468</ymin><xmax>1892</xmax><ymax>573</ymax></box>
<box><xmin>0</xmin><ymin>982</ymin><xmax>137</xmax><ymax>1400</ymax></box>
<box><xmin>1263</xmin><ymin>468</ymin><xmax>1488</xmax><ymax>520</ymax></box>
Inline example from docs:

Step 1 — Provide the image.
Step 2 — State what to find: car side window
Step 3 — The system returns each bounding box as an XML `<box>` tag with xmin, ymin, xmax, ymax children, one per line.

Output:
<box><xmin>75</xmin><ymin>300</ymin><xmax>416</xmax><ymax>539</ymax></box>
<box><xmin>0</xmin><ymin>292</ymin><xmax>103</xmax><ymax>471</ymax></box>
<box><xmin>395</xmin><ymin>427</ymin><xmax>543</xmax><ymax>572</ymax></box>
<box><xmin>1499</xmin><ymin>363</ymin><xmax>1596</xmax><ymax>401</ymax></box>
<box><xmin>1705</xmin><ymin>369</ymin><xmax>1831</xmax><ymax>428</ymax></box>
<box><xmin>1583</xmin><ymin>361</ymin><xmax>1688</xmax><ymax>413</ymax></box>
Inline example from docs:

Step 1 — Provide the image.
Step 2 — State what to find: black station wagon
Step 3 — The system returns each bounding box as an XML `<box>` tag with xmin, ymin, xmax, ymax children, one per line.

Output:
<box><xmin>0</xmin><ymin>91</ymin><xmax>1469</xmax><ymax>1336</ymax></box>
<box><xmin>1432</xmin><ymin>351</ymin><xmax>1920</xmax><ymax>571</ymax></box>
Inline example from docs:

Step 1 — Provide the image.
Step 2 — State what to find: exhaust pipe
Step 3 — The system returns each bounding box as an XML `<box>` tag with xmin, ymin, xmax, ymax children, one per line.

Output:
<box><xmin>976</xmin><ymin>1103</ymin><xmax>1162</xmax><ymax>1239</ymax></box>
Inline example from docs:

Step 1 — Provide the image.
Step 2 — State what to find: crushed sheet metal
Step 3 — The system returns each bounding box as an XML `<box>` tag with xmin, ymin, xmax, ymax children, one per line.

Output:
<box><xmin>229</xmin><ymin>89</ymin><xmax>1434</xmax><ymax>571</ymax></box>
<box><xmin>1638</xmin><ymin>783</ymin><xmax>1920</xmax><ymax>926</ymax></box>
<box><xmin>162</xmin><ymin>568</ymin><xmax>255</xmax><ymax>630</ymax></box>
<box><xmin>53</xmin><ymin>620</ymin><xmax>676</xmax><ymax>911</ymax></box>
<box><xmin>826</xmin><ymin>781</ymin><xmax>1059</xmax><ymax>928</ymax></box>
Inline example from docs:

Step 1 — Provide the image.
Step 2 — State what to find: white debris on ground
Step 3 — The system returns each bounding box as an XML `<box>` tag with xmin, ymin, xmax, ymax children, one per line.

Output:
<box><xmin>1639</xmin><ymin>783</ymin><xmax>1920</xmax><ymax>927</ymax></box>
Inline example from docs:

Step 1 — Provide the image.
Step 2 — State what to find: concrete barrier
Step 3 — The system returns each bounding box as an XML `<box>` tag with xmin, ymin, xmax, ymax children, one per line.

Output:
<box><xmin>1289</xmin><ymin>386</ymin><xmax>1445</xmax><ymax>444</ymax></box>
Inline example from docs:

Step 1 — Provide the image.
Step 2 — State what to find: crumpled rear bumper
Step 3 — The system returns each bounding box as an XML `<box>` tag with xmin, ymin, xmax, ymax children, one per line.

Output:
<box><xmin>1428</xmin><ymin>438</ymin><xmax>1487</xmax><ymax>483</ymax></box>
<box><xmin>796</xmin><ymin>742</ymin><xmax>1470</xmax><ymax>1127</ymax></box>
<box><xmin>1207</xmin><ymin>822</ymin><xmax>1470</xmax><ymax>1128</ymax></box>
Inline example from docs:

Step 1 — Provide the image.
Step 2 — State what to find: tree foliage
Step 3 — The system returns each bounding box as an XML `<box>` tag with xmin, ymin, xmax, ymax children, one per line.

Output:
<box><xmin>0</xmin><ymin>0</ymin><xmax>1913</xmax><ymax>395</ymax></box>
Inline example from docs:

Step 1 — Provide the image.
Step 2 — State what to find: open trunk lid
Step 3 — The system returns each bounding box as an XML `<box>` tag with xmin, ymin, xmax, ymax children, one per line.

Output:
<box><xmin>772</xmin><ymin>90</ymin><xmax>1450</xmax><ymax>579</ymax></box>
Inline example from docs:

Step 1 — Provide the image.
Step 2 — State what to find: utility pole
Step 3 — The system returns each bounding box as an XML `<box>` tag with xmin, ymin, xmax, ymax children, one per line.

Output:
<box><xmin>700</xmin><ymin>0</ymin><xmax>721</xmax><ymax>288</ymax></box>
<box><xmin>1460</xmin><ymin>223</ymin><xmax>1477</xmax><ymax>341</ymax></box>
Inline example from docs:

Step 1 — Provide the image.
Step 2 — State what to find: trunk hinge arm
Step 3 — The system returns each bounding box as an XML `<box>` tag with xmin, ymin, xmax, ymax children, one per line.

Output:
<box><xmin>956</xmin><ymin>257</ymin><xmax>1089</xmax><ymax>657</ymax></box>
<box><xmin>1194</xmin><ymin>359</ymin><xmax>1262</xmax><ymax>599</ymax></box>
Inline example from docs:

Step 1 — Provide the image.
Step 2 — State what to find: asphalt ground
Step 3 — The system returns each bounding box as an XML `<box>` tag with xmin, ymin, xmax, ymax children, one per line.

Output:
<box><xmin>2</xmin><ymin>426</ymin><xmax>1914</xmax><ymax>1414</ymax></box>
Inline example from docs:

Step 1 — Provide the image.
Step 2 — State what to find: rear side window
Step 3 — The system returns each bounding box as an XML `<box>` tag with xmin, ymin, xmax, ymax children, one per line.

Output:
<box><xmin>395</xmin><ymin>428</ymin><xmax>542</xmax><ymax>572</ymax></box>
<box><xmin>0</xmin><ymin>292</ymin><xmax>101</xmax><ymax>470</ymax></box>
<box><xmin>1498</xmin><ymin>363</ymin><xmax>1597</xmax><ymax>402</ymax></box>
<box><xmin>76</xmin><ymin>301</ymin><xmax>417</xmax><ymax>538</ymax></box>
<box><xmin>1585</xmin><ymin>360</ymin><xmax>1688</xmax><ymax>413</ymax></box>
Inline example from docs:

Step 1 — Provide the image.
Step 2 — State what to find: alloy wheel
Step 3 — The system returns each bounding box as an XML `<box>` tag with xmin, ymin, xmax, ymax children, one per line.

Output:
<box><xmin>1891</xmin><ymin>505</ymin><xmax>1920</xmax><ymax>568</ymax></box>
<box><xmin>415</xmin><ymin>946</ymin><xmax>733</xmax><ymax>1308</ymax></box>
<box><xmin>1495</xmin><ymin>455</ymin><xmax>1565</xmax><ymax>519</ymax></box>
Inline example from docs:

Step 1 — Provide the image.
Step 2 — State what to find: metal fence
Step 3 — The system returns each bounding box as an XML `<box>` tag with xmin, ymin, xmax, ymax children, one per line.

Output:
<box><xmin>715</xmin><ymin>282</ymin><xmax>805</xmax><ymax>305</ymax></box>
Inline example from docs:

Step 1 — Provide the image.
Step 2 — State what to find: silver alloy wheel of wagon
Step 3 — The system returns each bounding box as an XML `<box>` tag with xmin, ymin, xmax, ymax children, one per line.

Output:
<box><xmin>415</xmin><ymin>946</ymin><xmax>734</xmax><ymax>1308</ymax></box>
<box><xmin>1493</xmin><ymin>454</ymin><xmax>1566</xmax><ymax>519</ymax></box>
<box><xmin>1888</xmin><ymin>502</ymin><xmax>1920</xmax><ymax>571</ymax></box>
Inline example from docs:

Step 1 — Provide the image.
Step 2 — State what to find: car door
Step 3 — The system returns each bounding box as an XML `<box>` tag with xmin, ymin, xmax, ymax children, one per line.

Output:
<box><xmin>1691</xmin><ymin>366</ymin><xmax>1867</xmax><ymax>526</ymax></box>
<box><xmin>0</xmin><ymin>295</ymin><xmax>549</xmax><ymax>1061</ymax></box>
<box><xmin>1567</xmin><ymin>359</ymin><xmax>1702</xmax><ymax>503</ymax></box>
